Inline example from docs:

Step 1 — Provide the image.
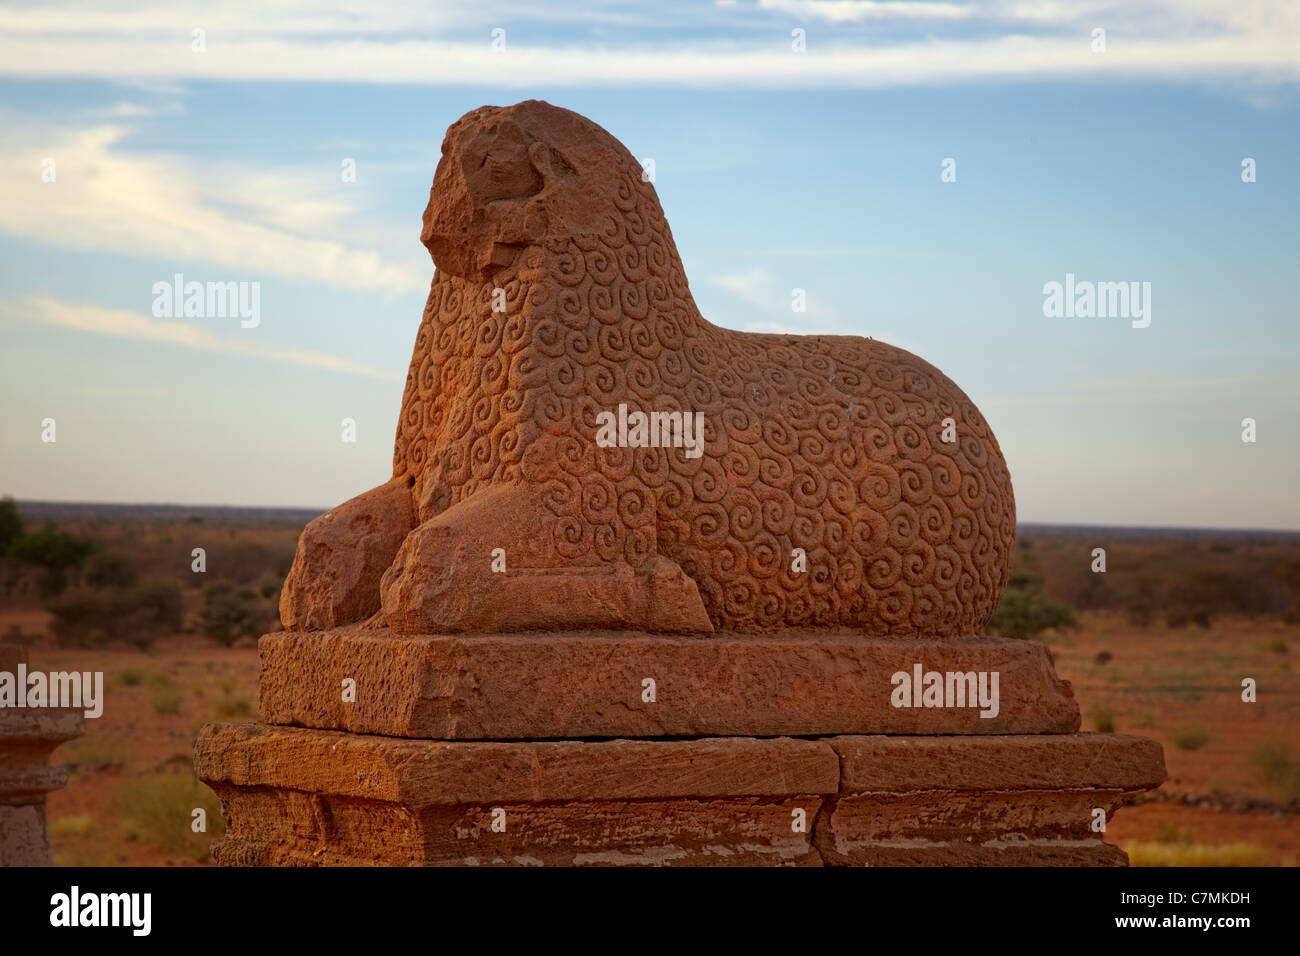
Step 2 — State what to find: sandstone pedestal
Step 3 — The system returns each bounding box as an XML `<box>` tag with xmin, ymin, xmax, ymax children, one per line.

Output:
<box><xmin>196</xmin><ymin>719</ymin><xmax>1162</xmax><ymax>866</ymax></box>
<box><xmin>0</xmin><ymin>644</ymin><xmax>86</xmax><ymax>867</ymax></box>
<box><xmin>195</xmin><ymin>626</ymin><xmax>1164</xmax><ymax>866</ymax></box>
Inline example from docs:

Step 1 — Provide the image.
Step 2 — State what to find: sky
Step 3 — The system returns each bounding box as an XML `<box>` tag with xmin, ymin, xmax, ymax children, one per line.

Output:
<box><xmin>0</xmin><ymin>0</ymin><xmax>1297</xmax><ymax>530</ymax></box>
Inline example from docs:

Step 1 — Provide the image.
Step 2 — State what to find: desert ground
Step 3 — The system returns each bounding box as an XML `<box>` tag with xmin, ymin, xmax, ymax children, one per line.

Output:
<box><xmin>1</xmin><ymin>503</ymin><xmax>1296</xmax><ymax>866</ymax></box>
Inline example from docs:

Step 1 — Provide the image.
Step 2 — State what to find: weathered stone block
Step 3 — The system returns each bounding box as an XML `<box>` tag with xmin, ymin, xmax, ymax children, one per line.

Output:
<box><xmin>194</xmin><ymin>725</ymin><xmax>1154</xmax><ymax>866</ymax></box>
<box><xmin>258</xmin><ymin>627</ymin><xmax>1081</xmax><ymax>738</ymax></box>
<box><xmin>195</xmin><ymin>723</ymin><xmax>841</xmax><ymax>804</ymax></box>
<box><xmin>828</xmin><ymin>733</ymin><xmax>1167</xmax><ymax>791</ymax></box>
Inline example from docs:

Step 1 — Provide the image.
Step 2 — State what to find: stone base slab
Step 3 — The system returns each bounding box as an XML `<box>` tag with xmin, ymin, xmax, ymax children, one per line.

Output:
<box><xmin>258</xmin><ymin>628</ymin><xmax>1081</xmax><ymax>738</ymax></box>
<box><xmin>195</xmin><ymin>724</ymin><xmax>1163</xmax><ymax>866</ymax></box>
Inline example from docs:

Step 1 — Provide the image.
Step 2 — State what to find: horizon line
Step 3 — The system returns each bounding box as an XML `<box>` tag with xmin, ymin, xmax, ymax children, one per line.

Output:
<box><xmin>9</xmin><ymin>497</ymin><xmax>1300</xmax><ymax>537</ymax></box>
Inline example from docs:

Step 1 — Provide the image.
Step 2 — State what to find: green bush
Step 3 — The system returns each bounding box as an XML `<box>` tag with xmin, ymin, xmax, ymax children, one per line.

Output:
<box><xmin>1166</xmin><ymin>569</ymin><xmax>1263</xmax><ymax>628</ymax></box>
<box><xmin>1124</xmin><ymin>600</ymin><xmax>1154</xmax><ymax>627</ymax></box>
<box><xmin>1251</xmin><ymin>741</ymin><xmax>1300</xmax><ymax>801</ymax></box>
<box><xmin>116</xmin><ymin>772</ymin><xmax>224</xmax><ymax>861</ymax></box>
<box><xmin>228</xmin><ymin>539</ymin><xmax>272</xmax><ymax>584</ymax></box>
<box><xmin>117</xmin><ymin>579</ymin><xmax>184</xmax><ymax>649</ymax></box>
<box><xmin>1089</xmin><ymin>703</ymin><xmax>1116</xmax><ymax>733</ymax></box>
<box><xmin>1172</xmin><ymin>725</ymin><xmax>1211</xmax><ymax>751</ymax></box>
<box><xmin>83</xmin><ymin>549</ymin><xmax>138</xmax><ymax>590</ymax></box>
<box><xmin>8</xmin><ymin>525</ymin><xmax>95</xmax><ymax>597</ymax></box>
<box><xmin>46</xmin><ymin>578</ymin><xmax>184</xmax><ymax>649</ymax></box>
<box><xmin>986</xmin><ymin>572</ymin><xmax>1077</xmax><ymax>640</ymax></box>
<box><xmin>1126</xmin><ymin>842</ymin><xmax>1267</xmax><ymax>867</ymax></box>
<box><xmin>214</xmin><ymin>678</ymin><xmax>253</xmax><ymax>719</ymax></box>
<box><xmin>46</xmin><ymin>587</ymin><xmax>114</xmax><ymax>648</ymax></box>
<box><xmin>152</xmin><ymin>685</ymin><xmax>181</xmax><ymax>716</ymax></box>
<box><xmin>0</xmin><ymin>496</ymin><xmax>22</xmax><ymax>554</ymax></box>
<box><xmin>254</xmin><ymin>570</ymin><xmax>284</xmax><ymax>602</ymax></box>
<box><xmin>199</xmin><ymin>579</ymin><xmax>270</xmax><ymax>646</ymax></box>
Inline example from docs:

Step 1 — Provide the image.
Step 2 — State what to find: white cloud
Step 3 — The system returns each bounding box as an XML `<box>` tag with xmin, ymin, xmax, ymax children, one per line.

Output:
<box><xmin>758</xmin><ymin>1</ymin><xmax>976</xmax><ymax>23</ymax></box>
<box><xmin>93</xmin><ymin>101</ymin><xmax>184</xmax><ymax>119</ymax></box>
<box><xmin>712</xmin><ymin>267</ymin><xmax>780</xmax><ymax>309</ymax></box>
<box><xmin>0</xmin><ymin>1</ymin><xmax>1294</xmax><ymax>88</ymax></box>
<box><xmin>6</xmin><ymin>295</ymin><xmax>401</xmax><ymax>380</ymax></box>
<box><xmin>0</xmin><ymin>119</ymin><xmax>426</xmax><ymax>294</ymax></box>
<box><xmin>0</xmin><ymin>34</ymin><xmax>1289</xmax><ymax>87</ymax></box>
<box><xmin>711</xmin><ymin>268</ymin><xmax>922</xmax><ymax>352</ymax></box>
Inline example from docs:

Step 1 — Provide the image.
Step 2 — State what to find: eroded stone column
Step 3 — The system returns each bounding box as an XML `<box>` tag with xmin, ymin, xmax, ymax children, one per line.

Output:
<box><xmin>0</xmin><ymin>644</ymin><xmax>86</xmax><ymax>867</ymax></box>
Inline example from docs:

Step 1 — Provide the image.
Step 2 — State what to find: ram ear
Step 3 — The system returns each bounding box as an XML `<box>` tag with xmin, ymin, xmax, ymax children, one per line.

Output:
<box><xmin>527</xmin><ymin>141</ymin><xmax>553</xmax><ymax>180</ymax></box>
<box><xmin>527</xmin><ymin>140</ymin><xmax>576</xmax><ymax>183</ymax></box>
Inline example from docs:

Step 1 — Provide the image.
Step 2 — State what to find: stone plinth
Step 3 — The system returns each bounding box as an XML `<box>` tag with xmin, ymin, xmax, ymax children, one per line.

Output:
<box><xmin>195</xmin><ymin>724</ymin><xmax>1162</xmax><ymax>866</ymax></box>
<box><xmin>816</xmin><ymin>735</ymin><xmax>1164</xmax><ymax>866</ymax></box>
<box><xmin>258</xmin><ymin>627</ymin><xmax>1080</xmax><ymax>738</ymax></box>
<box><xmin>0</xmin><ymin>644</ymin><xmax>86</xmax><ymax>867</ymax></box>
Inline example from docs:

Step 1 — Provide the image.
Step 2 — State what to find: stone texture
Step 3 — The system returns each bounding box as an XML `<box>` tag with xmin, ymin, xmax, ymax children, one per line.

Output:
<box><xmin>825</xmin><ymin>789</ymin><xmax>1132</xmax><ymax>842</ymax></box>
<box><xmin>258</xmin><ymin>627</ymin><xmax>1081</xmax><ymax>738</ymax></box>
<box><xmin>829</xmin><ymin>733</ymin><xmax>1167</xmax><ymax>792</ymax></box>
<box><xmin>195</xmin><ymin>725</ymin><xmax>1145</xmax><ymax>866</ymax></box>
<box><xmin>198</xmin><ymin>724</ymin><xmax>832</xmax><ymax>866</ymax></box>
<box><xmin>195</xmin><ymin>723</ymin><xmax>841</xmax><ymax>803</ymax></box>
<box><xmin>0</xmin><ymin>643</ymin><xmax>86</xmax><ymax>866</ymax></box>
<box><xmin>280</xmin><ymin>475</ymin><xmax>415</xmax><ymax>631</ymax></box>
<box><xmin>380</xmin><ymin>483</ymin><xmax>711</xmax><ymax>634</ymax></box>
<box><xmin>210</xmin><ymin>790</ymin><xmax>825</xmax><ymax>867</ymax></box>
<box><xmin>0</xmin><ymin>706</ymin><xmax>86</xmax><ymax>796</ymax></box>
<box><xmin>281</xmin><ymin>99</ymin><xmax>1017</xmax><ymax>637</ymax></box>
<box><xmin>813</xmin><ymin>734</ymin><xmax>1164</xmax><ymax>867</ymax></box>
<box><xmin>814</xmin><ymin>842</ymin><xmax>1130</xmax><ymax>867</ymax></box>
<box><xmin>0</xmin><ymin>804</ymin><xmax>52</xmax><ymax>868</ymax></box>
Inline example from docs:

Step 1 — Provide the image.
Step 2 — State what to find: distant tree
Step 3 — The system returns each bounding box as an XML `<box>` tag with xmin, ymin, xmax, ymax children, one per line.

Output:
<box><xmin>83</xmin><ymin>549</ymin><xmax>138</xmax><ymax>590</ymax></box>
<box><xmin>47</xmin><ymin>577</ymin><xmax>183</xmax><ymax>649</ymax></box>
<box><xmin>1166</xmin><ymin>569</ymin><xmax>1257</xmax><ymax>628</ymax></box>
<box><xmin>1122</xmin><ymin>574</ymin><xmax>1160</xmax><ymax>629</ymax></box>
<box><xmin>8</xmin><ymin>525</ymin><xmax>95</xmax><ymax>597</ymax></box>
<box><xmin>199</xmin><ymin>579</ymin><xmax>269</xmax><ymax>646</ymax></box>
<box><xmin>119</xmin><ymin>579</ymin><xmax>184</xmax><ymax>649</ymax></box>
<box><xmin>228</xmin><ymin>539</ymin><xmax>272</xmax><ymax>583</ymax></box>
<box><xmin>46</xmin><ymin>587</ymin><xmax>113</xmax><ymax>648</ymax></box>
<box><xmin>0</xmin><ymin>497</ymin><xmax>22</xmax><ymax>553</ymax></box>
<box><xmin>254</xmin><ymin>570</ymin><xmax>284</xmax><ymax>602</ymax></box>
<box><xmin>1277</xmin><ymin>559</ymin><xmax>1300</xmax><ymax>593</ymax></box>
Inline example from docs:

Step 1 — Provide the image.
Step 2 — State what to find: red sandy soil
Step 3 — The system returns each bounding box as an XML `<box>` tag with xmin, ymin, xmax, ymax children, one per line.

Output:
<box><xmin>38</xmin><ymin>637</ymin><xmax>259</xmax><ymax>866</ymax></box>
<box><xmin>1051</xmin><ymin>613</ymin><xmax>1298</xmax><ymax>865</ymax></box>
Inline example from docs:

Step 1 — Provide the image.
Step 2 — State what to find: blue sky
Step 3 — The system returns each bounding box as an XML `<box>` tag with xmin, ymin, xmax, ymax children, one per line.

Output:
<box><xmin>1</xmin><ymin>1</ymin><xmax>1298</xmax><ymax>529</ymax></box>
